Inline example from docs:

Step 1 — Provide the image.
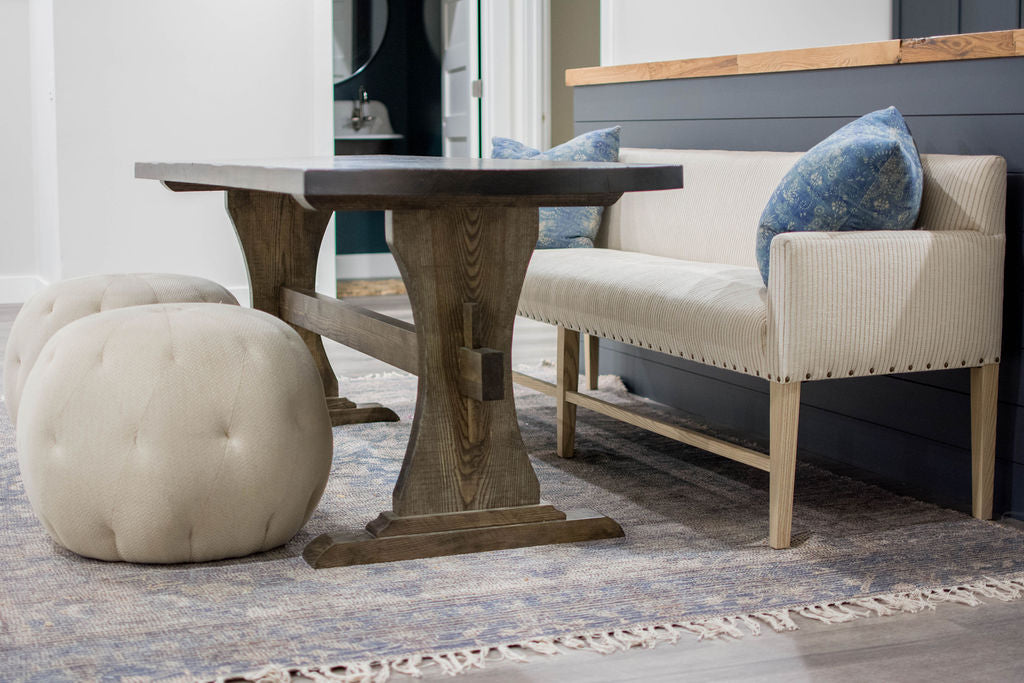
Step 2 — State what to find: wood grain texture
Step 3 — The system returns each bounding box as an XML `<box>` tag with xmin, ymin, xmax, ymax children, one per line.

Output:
<box><xmin>328</xmin><ymin>403</ymin><xmax>399</xmax><ymax>426</ymax></box>
<box><xmin>386</xmin><ymin>207</ymin><xmax>541</xmax><ymax>516</ymax></box>
<box><xmin>300</xmin><ymin>193</ymin><xmax>627</xmax><ymax>211</ymax></box>
<box><xmin>226</xmin><ymin>190</ymin><xmax>338</xmax><ymax>398</ymax></box>
<box><xmin>365</xmin><ymin>504</ymin><xmax>566</xmax><ymax>537</ymax></box>
<box><xmin>280</xmin><ymin>287</ymin><xmax>418</xmax><ymax>374</ymax></box>
<box><xmin>136</xmin><ymin>156</ymin><xmax>681</xmax><ymax>206</ymax></box>
<box><xmin>584</xmin><ymin>334</ymin><xmax>600</xmax><ymax>391</ymax></box>
<box><xmin>566</xmin><ymin>30</ymin><xmax>1023</xmax><ymax>86</ymax></box>
<box><xmin>557</xmin><ymin>327</ymin><xmax>580</xmax><ymax>459</ymax></box>
<box><xmin>510</xmin><ymin>370</ymin><xmax>771</xmax><ymax>470</ymax></box>
<box><xmin>901</xmin><ymin>30</ymin><xmax>1017</xmax><ymax>63</ymax></box>
<box><xmin>737</xmin><ymin>40</ymin><xmax>901</xmax><ymax>74</ymax></box>
<box><xmin>769</xmin><ymin>382</ymin><xmax>801</xmax><ymax>550</ymax></box>
<box><xmin>971</xmin><ymin>364</ymin><xmax>998</xmax><ymax>519</ymax></box>
<box><xmin>303</xmin><ymin>509</ymin><xmax>624</xmax><ymax>568</ymax></box>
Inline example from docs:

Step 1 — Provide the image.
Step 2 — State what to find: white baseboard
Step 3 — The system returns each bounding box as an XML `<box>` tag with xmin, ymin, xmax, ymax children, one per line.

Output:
<box><xmin>335</xmin><ymin>253</ymin><xmax>400</xmax><ymax>279</ymax></box>
<box><xmin>0</xmin><ymin>276</ymin><xmax>49</xmax><ymax>304</ymax></box>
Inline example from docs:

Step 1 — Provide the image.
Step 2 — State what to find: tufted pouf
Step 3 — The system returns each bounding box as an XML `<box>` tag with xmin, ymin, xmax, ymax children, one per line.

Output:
<box><xmin>15</xmin><ymin>303</ymin><xmax>333</xmax><ymax>563</ymax></box>
<box><xmin>4</xmin><ymin>273</ymin><xmax>238</xmax><ymax>426</ymax></box>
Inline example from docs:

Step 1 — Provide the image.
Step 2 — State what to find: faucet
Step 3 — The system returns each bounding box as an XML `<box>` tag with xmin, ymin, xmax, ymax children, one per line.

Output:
<box><xmin>350</xmin><ymin>86</ymin><xmax>375</xmax><ymax>132</ymax></box>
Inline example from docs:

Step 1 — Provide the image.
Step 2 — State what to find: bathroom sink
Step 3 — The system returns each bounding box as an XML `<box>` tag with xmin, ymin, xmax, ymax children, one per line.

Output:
<box><xmin>334</xmin><ymin>99</ymin><xmax>400</xmax><ymax>138</ymax></box>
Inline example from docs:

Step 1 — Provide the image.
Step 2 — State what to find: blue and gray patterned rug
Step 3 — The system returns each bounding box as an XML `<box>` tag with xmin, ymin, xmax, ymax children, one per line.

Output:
<box><xmin>3</xmin><ymin>370</ymin><xmax>1024</xmax><ymax>682</ymax></box>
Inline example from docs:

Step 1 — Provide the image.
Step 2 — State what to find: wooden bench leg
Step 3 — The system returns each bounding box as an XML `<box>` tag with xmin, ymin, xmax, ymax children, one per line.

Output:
<box><xmin>971</xmin><ymin>364</ymin><xmax>998</xmax><ymax>520</ymax></box>
<box><xmin>557</xmin><ymin>326</ymin><xmax>580</xmax><ymax>458</ymax></box>
<box><xmin>584</xmin><ymin>333</ymin><xmax>600</xmax><ymax>390</ymax></box>
<box><xmin>769</xmin><ymin>381</ymin><xmax>800</xmax><ymax>549</ymax></box>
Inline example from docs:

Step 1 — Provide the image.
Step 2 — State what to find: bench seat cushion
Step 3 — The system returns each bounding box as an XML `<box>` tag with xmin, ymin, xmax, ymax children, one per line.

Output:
<box><xmin>520</xmin><ymin>249</ymin><xmax>770</xmax><ymax>376</ymax></box>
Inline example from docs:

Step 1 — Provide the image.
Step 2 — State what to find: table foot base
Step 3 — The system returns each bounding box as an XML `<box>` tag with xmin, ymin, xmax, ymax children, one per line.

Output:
<box><xmin>327</xmin><ymin>397</ymin><xmax>400</xmax><ymax>426</ymax></box>
<box><xmin>303</xmin><ymin>508</ymin><xmax>623</xmax><ymax>568</ymax></box>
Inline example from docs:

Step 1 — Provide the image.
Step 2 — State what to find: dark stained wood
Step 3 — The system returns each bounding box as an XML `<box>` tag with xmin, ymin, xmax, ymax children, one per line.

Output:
<box><xmin>458</xmin><ymin>346</ymin><xmax>505</xmax><ymax>402</ymax></box>
<box><xmin>280</xmin><ymin>286</ymin><xmax>418</xmax><ymax>374</ymax></box>
<box><xmin>365</xmin><ymin>503</ymin><xmax>566</xmax><ymax>537</ymax></box>
<box><xmin>328</xmin><ymin>402</ymin><xmax>400</xmax><ymax>426</ymax></box>
<box><xmin>225</xmin><ymin>190</ymin><xmax>339</xmax><ymax>399</ymax></box>
<box><xmin>386</xmin><ymin>206</ymin><xmax>542</xmax><ymax>516</ymax></box>
<box><xmin>564</xmin><ymin>29</ymin><xmax>1024</xmax><ymax>86</ymax></box>
<box><xmin>303</xmin><ymin>509</ymin><xmax>624</xmax><ymax>568</ymax></box>
<box><xmin>300</xmin><ymin>192</ymin><xmax>627</xmax><ymax>211</ymax></box>
<box><xmin>136</xmin><ymin>156</ymin><xmax>682</xmax><ymax>208</ymax></box>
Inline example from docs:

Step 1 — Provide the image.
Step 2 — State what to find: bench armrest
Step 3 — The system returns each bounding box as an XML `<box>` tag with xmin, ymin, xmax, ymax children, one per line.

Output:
<box><xmin>767</xmin><ymin>230</ymin><xmax>1004</xmax><ymax>381</ymax></box>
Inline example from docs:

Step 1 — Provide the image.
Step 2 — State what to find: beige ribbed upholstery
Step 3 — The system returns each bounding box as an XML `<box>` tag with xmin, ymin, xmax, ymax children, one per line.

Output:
<box><xmin>769</xmin><ymin>230</ymin><xmax>1004</xmax><ymax>381</ymax></box>
<box><xmin>598</xmin><ymin>149</ymin><xmax>803</xmax><ymax>268</ymax></box>
<box><xmin>520</xmin><ymin>249</ymin><xmax>769</xmax><ymax>375</ymax></box>
<box><xmin>519</xmin><ymin>148</ymin><xmax>1007</xmax><ymax>382</ymax></box>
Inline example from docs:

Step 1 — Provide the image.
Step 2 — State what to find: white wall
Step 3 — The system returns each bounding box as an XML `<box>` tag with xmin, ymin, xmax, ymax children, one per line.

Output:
<box><xmin>600</xmin><ymin>0</ymin><xmax>891</xmax><ymax>66</ymax></box>
<box><xmin>0</xmin><ymin>0</ymin><xmax>44</xmax><ymax>301</ymax></box>
<box><xmin>0</xmin><ymin>0</ymin><xmax>334</xmax><ymax>304</ymax></box>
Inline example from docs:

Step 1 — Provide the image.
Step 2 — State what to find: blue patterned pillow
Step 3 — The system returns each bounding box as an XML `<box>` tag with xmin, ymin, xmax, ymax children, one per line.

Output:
<box><xmin>492</xmin><ymin>126</ymin><xmax>621</xmax><ymax>248</ymax></box>
<box><xmin>755</xmin><ymin>107</ymin><xmax>923</xmax><ymax>284</ymax></box>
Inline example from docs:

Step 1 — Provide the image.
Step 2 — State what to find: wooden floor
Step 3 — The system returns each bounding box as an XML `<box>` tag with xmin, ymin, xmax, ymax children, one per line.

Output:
<box><xmin>4</xmin><ymin>297</ymin><xmax>1024</xmax><ymax>681</ymax></box>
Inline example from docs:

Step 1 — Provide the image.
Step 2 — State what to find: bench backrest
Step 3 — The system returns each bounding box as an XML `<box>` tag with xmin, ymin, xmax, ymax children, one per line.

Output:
<box><xmin>598</xmin><ymin>148</ymin><xmax>1006</xmax><ymax>268</ymax></box>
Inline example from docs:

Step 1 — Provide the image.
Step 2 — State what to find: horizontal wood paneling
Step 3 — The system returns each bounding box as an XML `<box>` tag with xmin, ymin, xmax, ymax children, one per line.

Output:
<box><xmin>566</xmin><ymin>30</ymin><xmax>1024</xmax><ymax>86</ymax></box>
<box><xmin>575</xmin><ymin>58</ymin><xmax>1024</xmax><ymax>126</ymax></box>
<box><xmin>573</xmin><ymin>55</ymin><xmax>1024</xmax><ymax>517</ymax></box>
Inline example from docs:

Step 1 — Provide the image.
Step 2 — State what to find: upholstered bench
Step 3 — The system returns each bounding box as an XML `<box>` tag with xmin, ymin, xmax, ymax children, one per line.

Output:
<box><xmin>515</xmin><ymin>148</ymin><xmax>1006</xmax><ymax>549</ymax></box>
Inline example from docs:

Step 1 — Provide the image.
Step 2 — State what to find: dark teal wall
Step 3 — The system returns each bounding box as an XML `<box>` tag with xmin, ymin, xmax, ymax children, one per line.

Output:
<box><xmin>334</xmin><ymin>0</ymin><xmax>442</xmax><ymax>256</ymax></box>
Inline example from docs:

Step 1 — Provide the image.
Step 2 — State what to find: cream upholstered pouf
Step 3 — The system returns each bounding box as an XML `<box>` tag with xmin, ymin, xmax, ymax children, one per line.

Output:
<box><xmin>4</xmin><ymin>273</ymin><xmax>238</xmax><ymax>426</ymax></box>
<box><xmin>15</xmin><ymin>303</ymin><xmax>333</xmax><ymax>563</ymax></box>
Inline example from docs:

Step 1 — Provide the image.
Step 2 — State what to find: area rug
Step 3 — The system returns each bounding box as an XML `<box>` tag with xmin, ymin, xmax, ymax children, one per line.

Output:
<box><xmin>3</xmin><ymin>368</ymin><xmax>1024</xmax><ymax>682</ymax></box>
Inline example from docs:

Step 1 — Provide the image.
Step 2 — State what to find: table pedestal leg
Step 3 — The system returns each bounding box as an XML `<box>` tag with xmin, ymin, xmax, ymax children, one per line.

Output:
<box><xmin>227</xmin><ymin>190</ymin><xmax>398</xmax><ymax>426</ymax></box>
<box><xmin>304</xmin><ymin>206</ymin><xmax>622</xmax><ymax>568</ymax></box>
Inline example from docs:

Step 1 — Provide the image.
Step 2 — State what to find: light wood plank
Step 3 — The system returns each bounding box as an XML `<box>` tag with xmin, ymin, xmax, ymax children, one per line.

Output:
<box><xmin>566</xmin><ymin>389</ymin><xmax>771</xmax><ymax>472</ymax></box>
<box><xmin>970</xmin><ymin>364</ymin><xmax>998</xmax><ymax>520</ymax></box>
<box><xmin>584</xmin><ymin>334</ymin><xmax>600</xmax><ymax>391</ymax></box>
<box><xmin>737</xmin><ymin>40</ymin><xmax>900</xmax><ymax>74</ymax></box>
<box><xmin>769</xmin><ymin>382</ymin><xmax>801</xmax><ymax>549</ymax></box>
<box><xmin>512</xmin><ymin>370</ymin><xmax>557</xmax><ymax>396</ymax></box>
<box><xmin>565</xmin><ymin>30</ymin><xmax>1022</xmax><ymax>86</ymax></box>
<box><xmin>901</xmin><ymin>30</ymin><xmax>1017</xmax><ymax>64</ymax></box>
<box><xmin>557</xmin><ymin>327</ymin><xmax>580</xmax><ymax>459</ymax></box>
<box><xmin>510</xmin><ymin>369</ymin><xmax>770</xmax><ymax>471</ymax></box>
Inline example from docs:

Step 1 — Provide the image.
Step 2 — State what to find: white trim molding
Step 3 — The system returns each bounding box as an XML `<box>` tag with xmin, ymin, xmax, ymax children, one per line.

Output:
<box><xmin>480</xmin><ymin>0</ymin><xmax>550</xmax><ymax>151</ymax></box>
<box><xmin>0</xmin><ymin>275</ymin><xmax>49</xmax><ymax>304</ymax></box>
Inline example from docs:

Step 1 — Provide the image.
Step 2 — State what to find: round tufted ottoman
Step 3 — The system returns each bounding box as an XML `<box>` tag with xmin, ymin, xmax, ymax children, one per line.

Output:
<box><xmin>15</xmin><ymin>303</ymin><xmax>333</xmax><ymax>563</ymax></box>
<box><xmin>4</xmin><ymin>273</ymin><xmax>238</xmax><ymax>426</ymax></box>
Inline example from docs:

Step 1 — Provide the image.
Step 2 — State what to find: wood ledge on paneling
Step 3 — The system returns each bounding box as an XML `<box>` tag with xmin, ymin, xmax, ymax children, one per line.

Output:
<box><xmin>566</xmin><ymin>29</ymin><xmax>1024</xmax><ymax>86</ymax></box>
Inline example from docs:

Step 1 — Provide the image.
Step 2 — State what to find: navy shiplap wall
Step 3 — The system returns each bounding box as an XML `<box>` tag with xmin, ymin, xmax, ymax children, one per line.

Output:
<box><xmin>574</xmin><ymin>56</ymin><xmax>1024</xmax><ymax>518</ymax></box>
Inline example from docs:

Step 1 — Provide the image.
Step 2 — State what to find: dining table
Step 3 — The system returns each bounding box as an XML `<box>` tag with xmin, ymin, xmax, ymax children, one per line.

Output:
<box><xmin>135</xmin><ymin>155</ymin><xmax>683</xmax><ymax>568</ymax></box>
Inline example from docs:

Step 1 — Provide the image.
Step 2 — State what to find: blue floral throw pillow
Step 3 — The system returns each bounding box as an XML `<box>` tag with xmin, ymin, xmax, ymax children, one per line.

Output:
<box><xmin>492</xmin><ymin>126</ymin><xmax>621</xmax><ymax>248</ymax></box>
<box><xmin>755</xmin><ymin>106</ymin><xmax>923</xmax><ymax>284</ymax></box>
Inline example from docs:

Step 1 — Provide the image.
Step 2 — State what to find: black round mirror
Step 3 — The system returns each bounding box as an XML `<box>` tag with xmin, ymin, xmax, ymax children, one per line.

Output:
<box><xmin>333</xmin><ymin>0</ymin><xmax>389</xmax><ymax>84</ymax></box>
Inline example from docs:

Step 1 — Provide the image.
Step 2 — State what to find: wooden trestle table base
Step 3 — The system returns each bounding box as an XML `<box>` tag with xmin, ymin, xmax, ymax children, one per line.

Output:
<box><xmin>135</xmin><ymin>156</ymin><xmax>683</xmax><ymax>568</ymax></box>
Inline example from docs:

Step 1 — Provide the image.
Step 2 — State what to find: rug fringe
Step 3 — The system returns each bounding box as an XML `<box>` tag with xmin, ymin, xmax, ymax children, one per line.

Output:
<box><xmin>207</xmin><ymin>573</ymin><xmax>1024</xmax><ymax>682</ymax></box>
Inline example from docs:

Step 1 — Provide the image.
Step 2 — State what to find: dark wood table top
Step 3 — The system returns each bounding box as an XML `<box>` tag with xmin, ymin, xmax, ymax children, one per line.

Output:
<box><xmin>135</xmin><ymin>155</ymin><xmax>683</xmax><ymax>209</ymax></box>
